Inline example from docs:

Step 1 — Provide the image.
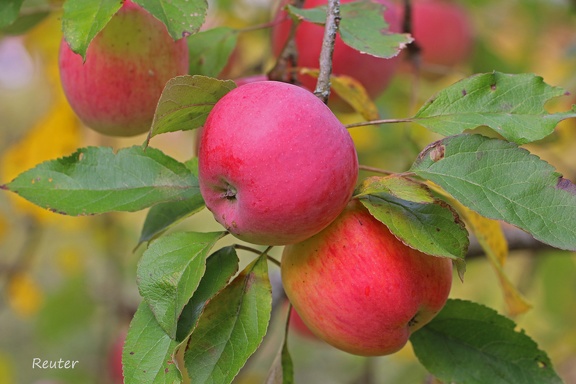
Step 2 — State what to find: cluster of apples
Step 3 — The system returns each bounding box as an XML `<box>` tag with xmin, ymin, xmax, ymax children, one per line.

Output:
<box><xmin>58</xmin><ymin>0</ymin><xmax>464</xmax><ymax>358</ymax></box>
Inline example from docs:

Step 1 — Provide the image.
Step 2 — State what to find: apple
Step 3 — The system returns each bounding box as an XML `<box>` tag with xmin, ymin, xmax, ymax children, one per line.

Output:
<box><xmin>198</xmin><ymin>80</ymin><xmax>358</xmax><ymax>245</ymax></box>
<box><xmin>58</xmin><ymin>0</ymin><xmax>189</xmax><ymax>137</ymax></box>
<box><xmin>108</xmin><ymin>330</ymin><xmax>126</xmax><ymax>384</ymax></box>
<box><xmin>403</xmin><ymin>0</ymin><xmax>474</xmax><ymax>68</ymax></box>
<box><xmin>271</xmin><ymin>0</ymin><xmax>401</xmax><ymax>100</ymax></box>
<box><xmin>281</xmin><ymin>200</ymin><xmax>453</xmax><ymax>356</ymax></box>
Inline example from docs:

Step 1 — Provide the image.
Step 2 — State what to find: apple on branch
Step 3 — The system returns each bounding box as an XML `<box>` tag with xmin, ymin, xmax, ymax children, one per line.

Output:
<box><xmin>271</xmin><ymin>0</ymin><xmax>402</xmax><ymax>100</ymax></box>
<box><xmin>281</xmin><ymin>199</ymin><xmax>453</xmax><ymax>356</ymax></box>
<box><xmin>58</xmin><ymin>0</ymin><xmax>189</xmax><ymax>137</ymax></box>
<box><xmin>198</xmin><ymin>80</ymin><xmax>358</xmax><ymax>246</ymax></box>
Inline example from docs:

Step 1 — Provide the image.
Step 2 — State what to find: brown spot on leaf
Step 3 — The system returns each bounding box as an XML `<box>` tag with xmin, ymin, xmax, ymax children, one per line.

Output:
<box><xmin>462</xmin><ymin>89</ymin><xmax>467</xmax><ymax>96</ymax></box>
<box><xmin>490</xmin><ymin>84</ymin><xmax>497</xmax><ymax>91</ymax></box>
<box><xmin>430</xmin><ymin>145</ymin><xmax>445</xmax><ymax>162</ymax></box>
<box><xmin>556</xmin><ymin>177</ymin><xmax>576</xmax><ymax>194</ymax></box>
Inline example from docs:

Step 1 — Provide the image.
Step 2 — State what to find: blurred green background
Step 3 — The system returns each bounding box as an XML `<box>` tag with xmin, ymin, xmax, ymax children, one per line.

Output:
<box><xmin>1</xmin><ymin>0</ymin><xmax>576</xmax><ymax>383</ymax></box>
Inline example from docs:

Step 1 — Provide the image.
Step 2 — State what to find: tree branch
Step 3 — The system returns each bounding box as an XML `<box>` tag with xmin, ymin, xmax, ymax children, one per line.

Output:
<box><xmin>314</xmin><ymin>0</ymin><xmax>340</xmax><ymax>103</ymax></box>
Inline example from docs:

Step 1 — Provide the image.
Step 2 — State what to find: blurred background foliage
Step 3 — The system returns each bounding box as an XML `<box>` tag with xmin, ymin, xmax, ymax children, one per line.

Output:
<box><xmin>1</xmin><ymin>0</ymin><xmax>576</xmax><ymax>383</ymax></box>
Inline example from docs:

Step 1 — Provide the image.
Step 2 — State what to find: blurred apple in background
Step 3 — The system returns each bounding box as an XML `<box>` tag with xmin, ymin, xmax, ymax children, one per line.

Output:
<box><xmin>282</xmin><ymin>200</ymin><xmax>453</xmax><ymax>356</ymax></box>
<box><xmin>271</xmin><ymin>0</ymin><xmax>402</xmax><ymax>100</ymax></box>
<box><xmin>58</xmin><ymin>0</ymin><xmax>189</xmax><ymax>137</ymax></box>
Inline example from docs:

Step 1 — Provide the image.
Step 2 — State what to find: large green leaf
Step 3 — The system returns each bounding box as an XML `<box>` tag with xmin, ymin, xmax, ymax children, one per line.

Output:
<box><xmin>413</xmin><ymin>72</ymin><xmax>576</xmax><ymax>144</ymax></box>
<box><xmin>175</xmin><ymin>246</ymin><xmax>239</xmax><ymax>342</ymax></box>
<box><xmin>411</xmin><ymin>134</ymin><xmax>576</xmax><ymax>251</ymax></box>
<box><xmin>3</xmin><ymin>146</ymin><xmax>200</xmax><ymax>215</ymax></box>
<box><xmin>185</xmin><ymin>253</ymin><xmax>272</xmax><ymax>384</ymax></box>
<box><xmin>61</xmin><ymin>0</ymin><xmax>121</xmax><ymax>58</ymax></box>
<box><xmin>411</xmin><ymin>299</ymin><xmax>562</xmax><ymax>384</ymax></box>
<box><xmin>355</xmin><ymin>176</ymin><xmax>469</xmax><ymax>263</ymax></box>
<box><xmin>187</xmin><ymin>27</ymin><xmax>239</xmax><ymax>77</ymax></box>
<box><xmin>134</xmin><ymin>0</ymin><xmax>206</xmax><ymax>41</ymax></box>
<box><xmin>123</xmin><ymin>301</ymin><xmax>182</xmax><ymax>384</ymax></box>
<box><xmin>287</xmin><ymin>1</ymin><xmax>411</xmax><ymax>59</ymax></box>
<box><xmin>149</xmin><ymin>75</ymin><xmax>236</xmax><ymax>138</ymax></box>
<box><xmin>137</xmin><ymin>231</ymin><xmax>226</xmax><ymax>339</ymax></box>
<box><xmin>0</xmin><ymin>0</ymin><xmax>24</xmax><ymax>28</ymax></box>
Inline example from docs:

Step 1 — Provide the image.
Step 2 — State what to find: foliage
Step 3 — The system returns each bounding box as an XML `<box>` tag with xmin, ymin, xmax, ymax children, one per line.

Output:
<box><xmin>1</xmin><ymin>0</ymin><xmax>576</xmax><ymax>383</ymax></box>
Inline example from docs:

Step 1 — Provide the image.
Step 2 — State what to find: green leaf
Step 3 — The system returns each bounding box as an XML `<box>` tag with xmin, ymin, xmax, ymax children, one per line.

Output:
<box><xmin>355</xmin><ymin>176</ymin><xmax>469</xmax><ymax>264</ymax></box>
<box><xmin>265</xmin><ymin>312</ymin><xmax>294</xmax><ymax>384</ymax></box>
<box><xmin>137</xmin><ymin>231</ymin><xmax>226</xmax><ymax>338</ymax></box>
<box><xmin>187</xmin><ymin>27</ymin><xmax>239</xmax><ymax>77</ymax></box>
<box><xmin>411</xmin><ymin>134</ymin><xmax>576</xmax><ymax>251</ymax></box>
<box><xmin>411</xmin><ymin>299</ymin><xmax>562</xmax><ymax>384</ymax></box>
<box><xmin>175</xmin><ymin>246</ymin><xmax>239</xmax><ymax>342</ymax></box>
<box><xmin>61</xmin><ymin>0</ymin><xmax>121</xmax><ymax>59</ymax></box>
<box><xmin>413</xmin><ymin>72</ymin><xmax>575</xmax><ymax>144</ymax></box>
<box><xmin>137</xmin><ymin>158</ymin><xmax>204</xmax><ymax>246</ymax></box>
<box><xmin>287</xmin><ymin>1</ymin><xmax>411</xmax><ymax>59</ymax></box>
<box><xmin>1</xmin><ymin>5</ymin><xmax>48</xmax><ymax>35</ymax></box>
<box><xmin>123</xmin><ymin>301</ymin><xmax>182</xmax><ymax>384</ymax></box>
<box><xmin>0</xmin><ymin>0</ymin><xmax>24</xmax><ymax>28</ymax></box>
<box><xmin>185</xmin><ymin>253</ymin><xmax>272</xmax><ymax>384</ymax></box>
<box><xmin>134</xmin><ymin>0</ymin><xmax>206</xmax><ymax>41</ymax></box>
<box><xmin>3</xmin><ymin>146</ymin><xmax>200</xmax><ymax>215</ymax></box>
<box><xmin>138</xmin><ymin>197</ymin><xmax>205</xmax><ymax>246</ymax></box>
<box><xmin>149</xmin><ymin>75</ymin><xmax>237</xmax><ymax>138</ymax></box>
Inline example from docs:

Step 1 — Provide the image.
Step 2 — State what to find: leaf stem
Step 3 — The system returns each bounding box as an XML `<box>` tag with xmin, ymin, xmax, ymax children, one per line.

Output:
<box><xmin>314</xmin><ymin>0</ymin><xmax>341</xmax><ymax>103</ymax></box>
<box><xmin>345</xmin><ymin>117</ymin><xmax>414</xmax><ymax>129</ymax></box>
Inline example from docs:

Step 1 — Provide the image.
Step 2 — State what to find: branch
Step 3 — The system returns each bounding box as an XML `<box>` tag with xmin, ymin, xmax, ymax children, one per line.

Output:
<box><xmin>314</xmin><ymin>0</ymin><xmax>341</xmax><ymax>103</ymax></box>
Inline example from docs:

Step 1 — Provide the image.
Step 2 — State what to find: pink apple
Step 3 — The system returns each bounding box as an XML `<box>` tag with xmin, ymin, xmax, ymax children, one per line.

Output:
<box><xmin>271</xmin><ymin>0</ymin><xmax>401</xmax><ymax>99</ymax></box>
<box><xmin>58</xmin><ymin>0</ymin><xmax>189</xmax><ymax>137</ymax></box>
<box><xmin>281</xmin><ymin>200</ymin><xmax>453</xmax><ymax>356</ymax></box>
<box><xmin>198</xmin><ymin>80</ymin><xmax>358</xmax><ymax>245</ymax></box>
<box><xmin>403</xmin><ymin>0</ymin><xmax>474</xmax><ymax>68</ymax></box>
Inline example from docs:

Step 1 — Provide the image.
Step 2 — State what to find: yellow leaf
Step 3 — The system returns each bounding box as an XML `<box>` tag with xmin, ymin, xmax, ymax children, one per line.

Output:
<box><xmin>299</xmin><ymin>68</ymin><xmax>380</xmax><ymax>121</ymax></box>
<box><xmin>7</xmin><ymin>272</ymin><xmax>44</xmax><ymax>318</ymax></box>
<box><xmin>449</xmin><ymin>197</ymin><xmax>532</xmax><ymax>316</ymax></box>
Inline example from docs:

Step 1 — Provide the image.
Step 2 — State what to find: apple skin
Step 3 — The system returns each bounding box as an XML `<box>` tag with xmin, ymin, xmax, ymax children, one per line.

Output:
<box><xmin>271</xmin><ymin>0</ymin><xmax>401</xmax><ymax>99</ymax></box>
<box><xmin>404</xmin><ymin>0</ymin><xmax>473</xmax><ymax>68</ymax></box>
<box><xmin>281</xmin><ymin>200</ymin><xmax>453</xmax><ymax>356</ymax></box>
<box><xmin>58</xmin><ymin>0</ymin><xmax>189</xmax><ymax>137</ymax></box>
<box><xmin>108</xmin><ymin>330</ymin><xmax>126</xmax><ymax>384</ymax></box>
<box><xmin>198</xmin><ymin>80</ymin><xmax>358</xmax><ymax>246</ymax></box>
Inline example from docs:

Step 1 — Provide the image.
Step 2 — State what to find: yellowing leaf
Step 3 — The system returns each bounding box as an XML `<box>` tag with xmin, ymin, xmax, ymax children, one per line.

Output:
<box><xmin>448</xmin><ymin>196</ymin><xmax>532</xmax><ymax>316</ymax></box>
<box><xmin>7</xmin><ymin>272</ymin><xmax>44</xmax><ymax>318</ymax></box>
<box><xmin>0</xmin><ymin>100</ymin><xmax>82</xmax><ymax>224</ymax></box>
<box><xmin>299</xmin><ymin>68</ymin><xmax>379</xmax><ymax>121</ymax></box>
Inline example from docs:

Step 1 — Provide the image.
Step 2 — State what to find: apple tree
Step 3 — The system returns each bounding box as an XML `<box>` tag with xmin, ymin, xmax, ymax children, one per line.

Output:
<box><xmin>1</xmin><ymin>0</ymin><xmax>576</xmax><ymax>383</ymax></box>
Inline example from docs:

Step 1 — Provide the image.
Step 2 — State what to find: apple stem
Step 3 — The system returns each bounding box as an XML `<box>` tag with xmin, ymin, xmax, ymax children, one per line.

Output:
<box><xmin>314</xmin><ymin>0</ymin><xmax>341</xmax><ymax>103</ymax></box>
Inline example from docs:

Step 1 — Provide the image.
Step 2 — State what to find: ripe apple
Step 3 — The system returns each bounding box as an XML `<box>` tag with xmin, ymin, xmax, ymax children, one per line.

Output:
<box><xmin>198</xmin><ymin>80</ymin><xmax>358</xmax><ymax>245</ymax></box>
<box><xmin>58</xmin><ymin>0</ymin><xmax>189</xmax><ymax>137</ymax></box>
<box><xmin>403</xmin><ymin>0</ymin><xmax>474</xmax><ymax>68</ymax></box>
<box><xmin>281</xmin><ymin>200</ymin><xmax>453</xmax><ymax>356</ymax></box>
<box><xmin>271</xmin><ymin>0</ymin><xmax>401</xmax><ymax>100</ymax></box>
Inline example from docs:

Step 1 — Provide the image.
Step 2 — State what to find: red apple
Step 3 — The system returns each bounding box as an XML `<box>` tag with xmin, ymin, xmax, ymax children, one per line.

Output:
<box><xmin>108</xmin><ymin>330</ymin><xmax>126</xmax><ymax>384</ymax></box>
<box><xmin>403</xmin><ymin>0</ymin><xmax>474</xmax><ymax>68</ymax></box>
<box><xmin>198</xmin><ymin>80</ymin><xmax>358</xmax><ymax>245</ymax></box>
<box><xmin>281</xmin><ymin>200</ymin><xmax>453</xmax><ymax>356</ymax></box>
<box><xmin>271</xmin><ymin>0</ymin><xmax>401</xmax><ymax>99</ymax></box>
<box><xmin>58</xmin><ymin>0</ymin><xmax>189</xmax><ymax>137</ymax></box>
